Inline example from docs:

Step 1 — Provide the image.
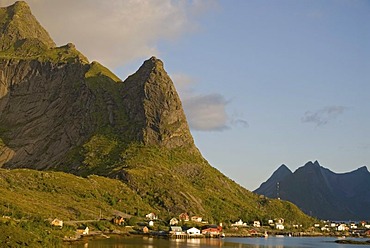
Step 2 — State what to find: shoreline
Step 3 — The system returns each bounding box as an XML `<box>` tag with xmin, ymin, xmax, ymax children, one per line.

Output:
<box><xmin>62</xmin><ymin>229</ymin><xmax>370</xmax><ymax>245</ymax></box>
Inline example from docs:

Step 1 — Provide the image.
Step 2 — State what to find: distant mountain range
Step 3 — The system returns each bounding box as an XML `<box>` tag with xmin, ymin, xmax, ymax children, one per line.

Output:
<box><xmin>254</xmin><ymin>161</ymin><xmax>370</xmax><ymax>220</ymax></box>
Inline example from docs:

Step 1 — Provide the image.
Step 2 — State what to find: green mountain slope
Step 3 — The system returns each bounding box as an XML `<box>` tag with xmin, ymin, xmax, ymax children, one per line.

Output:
<box><xmin>0</xmin><ymin>1</ymin><xmax>314</xmax><ymax>238</ymax></box>
<box><xmin>0</xmin><ymin>168</ymin><xmax>153</xmax><ymax>247</ymax></box>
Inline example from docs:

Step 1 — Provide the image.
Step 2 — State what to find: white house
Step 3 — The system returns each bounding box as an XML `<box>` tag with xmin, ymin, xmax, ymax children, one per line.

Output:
<box><xmin>231</xmin><ymin>219</ymin><xmax>247</xmax><ymax>227</ymax></box>
<box><xmin>337</xmin><ymin>224</ymin><xmax>347</xmax><ymax>231</ymax></box>
<box><xmin>253</xmin><ymin>221</ymin><xmax>261</xmax><ymax>227</ymax></box>
<box><xmin>170</xmin><ymin>226</ymin><xmax>183</xmax><ymax>235</ymax></box>
<box><xmin>148</xmin><ymin>220</ymin><xmax>154</xmax><ymax>227</ymax></box>
<box><xmin>275</xmin><ymin>223</ymin><xmax>284</xmax><ymax>230</ymax></box>
<box><xmin>321</xmin><ymin>226</ymin><xmax>330</xmax><ymax>232</ymax></box>
<box><xmin>187</xmin><ymin>227</ymin><xmax>201</xmax><ymax>235</ymax></box>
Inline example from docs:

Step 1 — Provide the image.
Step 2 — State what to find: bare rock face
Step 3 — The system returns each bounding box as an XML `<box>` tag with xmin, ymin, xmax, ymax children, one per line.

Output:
<box><xmin>122</xmin><ymin>57</ymin><xmax>195</xmax><ymax>149</ymax></box>
<box><xmin>0</xmin><ymin>59</ymin><xmax>94</xmax><ymax>169</ymax></box>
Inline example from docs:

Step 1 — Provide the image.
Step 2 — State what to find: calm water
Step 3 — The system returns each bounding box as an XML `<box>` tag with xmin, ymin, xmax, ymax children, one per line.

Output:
<box><xmin>64</xmin><ymin>236</ymin><xmax>370</xmax><ymax>248</ymax></box>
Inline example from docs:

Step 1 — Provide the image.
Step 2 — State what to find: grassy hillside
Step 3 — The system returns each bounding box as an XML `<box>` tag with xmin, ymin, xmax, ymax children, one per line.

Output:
<box><xmin>0</xmin><ymin>169</ymin><xmax>151</xmax><ymax>220</ymax></box>
<box><xmin>0</xmin><ymin>168</ymin><xmax>153</xmax><ymax>247</ymax></box>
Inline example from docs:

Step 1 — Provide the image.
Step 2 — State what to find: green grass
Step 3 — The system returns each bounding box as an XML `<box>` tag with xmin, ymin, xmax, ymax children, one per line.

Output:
<box><xmin>0</xmin><ymin>169</ymin><xmax>152</xmax><ymax>220</ymax></box>
<box><xmin>0</xmin><ymin>168</ymin><xmax>155</xmax><ymax>246</ymax></box>
<box><xmin>0</xmin><ymin>41</ymin><xmax>88</xmax><ymax>64</ymax></box>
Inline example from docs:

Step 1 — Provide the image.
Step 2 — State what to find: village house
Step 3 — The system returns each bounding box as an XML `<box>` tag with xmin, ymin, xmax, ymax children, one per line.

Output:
<box><xmin>187</xmin><ymin>227</ymin><xmax>201</xmax><ymax>236</ymax></box>
<box><xmin>145</xmin><ymin>212</ymin><xmax>158</xmax><ymax>220</ymax></box>
<box><xmin>169</xmin><ymin>217</ymin><xmax>179</xmax><ymax>226</ymax></box>
<box><xmin>201</xmin><ymin>224</ymin><xmax>222</xmax><ymax>237</ymax></box>
<box><xmin>179</xmin><ymin>213</ymin><xmax>189</xmax><ymax>221</ymax></box>
<box><xmin>275</xmin><ymin>223</ymin><xmax>284</xmax><ymax>230</ymax></box>
<box><xmin>50</xmin><ymin>218</ymin><xmax>63</xmax><ymax>228</ymax></box>
<box><xmin>350</xmin><ymin>223</ymin><xmax>358</xmax><ymax>229</ymax></box>
<box><xmin>253</xmin><ymin>221</ymin><xmax>261</xmax><ymax>227</ymax></box>
<box><xmin>202</xmin><ymin>227</ymin><xmax>220</xmax><ymax>236</ymax></box>
<box><xmin>112</xmin><ymin>216</ymin><xmax>125</xmax><ymax>226</ymax></box>
<box><xmin>275</xmin><ymin>218</ymin><xmax>284</xmax><ymax>224</ymax></box>
<box><xmin>321</xmin><ymin>226</ymin><xmax>330</xmax><ymax>232</ymax></box>
<box><xmin>170</xmin><ymin>226</ymin><xmax>184</xmax><ymax>235</ymax></box>
<box><xmin>77</xmin><ymin>226</ymin><xmax>89</xmax><ymax>235</ymax></box>
<box><xmin>148</xmin><ymin>220</ymin><xmax>154</xmax><ymax>227</ymax></box>
<box><xmin>337</xmin><ymin>224</ymin><xmax>348</xmax><ymax>231</ymax></box>
<box><xmin>191</xmin><ymin>216</ymin><xmax>203</xmax><ymax>223</ymax></box>
<box><xmin>142</xmin><ymin>226</ymin><xmax>149</xmax><ymax>233</ymax></box>
<box><xmin>231</xmin><ymin>219</ymin><xmax>247</xmax><ymax>227</ymax></box>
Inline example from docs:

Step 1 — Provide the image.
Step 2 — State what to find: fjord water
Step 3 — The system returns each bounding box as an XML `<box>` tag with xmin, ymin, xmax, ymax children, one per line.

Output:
<box><xmin>65</xmin><ymin>236</ymin><xmax>370</xmax><ymax>248</ymax></box>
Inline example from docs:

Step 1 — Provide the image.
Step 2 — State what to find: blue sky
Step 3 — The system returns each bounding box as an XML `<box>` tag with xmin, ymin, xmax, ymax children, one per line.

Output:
<box><xmin>3</xmin><ymin>0</ymin><xmax>369</xmax><ymax>190</ymax></box>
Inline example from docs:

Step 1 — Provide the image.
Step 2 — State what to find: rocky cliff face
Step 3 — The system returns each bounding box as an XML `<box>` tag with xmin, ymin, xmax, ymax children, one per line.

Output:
<box><xmin>122</xmin><ymin>56</ymin><xmax>195</xmax><ymax>149</ymax></box>
<box><xmin>0</xmin><ymin>59</ymin><xmax>93</xmax><ymax>169</ymax></box>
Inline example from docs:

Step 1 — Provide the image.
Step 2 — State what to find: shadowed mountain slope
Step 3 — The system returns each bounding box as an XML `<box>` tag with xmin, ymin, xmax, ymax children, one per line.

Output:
<box><xmin>255</xmin><ymin>161</ymin><xmax>370</xmax><ymax>220</ymax></box>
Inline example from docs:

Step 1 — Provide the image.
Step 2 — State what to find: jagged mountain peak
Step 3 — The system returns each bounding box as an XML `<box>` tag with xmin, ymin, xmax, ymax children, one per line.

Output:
<box><xmin>121</xmin><ymin>56</ymin><xmax>195</xmax><ymax>149</ymax></box>
<box><xmin>355</xmin><ymin>165</ymin><xmax>369</xmax><ymax>173</ymax></box>
<box><xmin>277</xmin><ymin>164</ymin><xmax>292</xmax><ymax>173</ymax></box>
<box><xmin>253</xmin><ymin>164</ymin><xmax>292</xmax><ymax>194</ymax></box>
<box><xmin>255</xmin><ymin>161</ymin><xmax>370</xmax><ymax>220</ymax></box>
<box><xmin>0</xmin><ymin>1</ymin><xmax>56</xmax><ymax>51</ymax></box>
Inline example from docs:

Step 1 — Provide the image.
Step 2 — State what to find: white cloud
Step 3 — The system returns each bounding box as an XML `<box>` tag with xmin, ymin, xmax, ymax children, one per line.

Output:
<box><xmin>301</xmin><ymin>106</ymin><xmax>347</xmax><ymax>126</ymax></box>
<box><xmin>172</xmin><ymin>73</ymin><xmax>248</xmax><ymax>132</ymax></box>
<box><xmin>184</xmin><ymin>94</ymin><xmax>230</xmax><ymax>131</ymax></box>
<box><xmin>172</xmin><ymin>73</ymin><xmax>229</xmax><ymax>131</ymax></box>
<box><xmin>1</xmin><ymin>0</ymin><xmax>216</xmax><ymax>68</ymax></box>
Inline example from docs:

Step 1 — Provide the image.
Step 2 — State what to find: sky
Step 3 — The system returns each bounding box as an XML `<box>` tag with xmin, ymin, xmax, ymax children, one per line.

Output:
<box><xmin>1</xmin><ymin>0</ymin><xmax>369</xmax><ymax>190</ymax></box>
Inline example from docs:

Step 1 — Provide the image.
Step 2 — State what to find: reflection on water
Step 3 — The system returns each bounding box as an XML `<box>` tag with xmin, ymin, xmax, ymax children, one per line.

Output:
<box><xmin>64</xmin><ymin>236</ymin><xmax>370</xmax><ymax>248</ymax></box>
<box><xmin>64</xmin><ymin>236</ymin><xmax>253</xmax><ymax>248</ymax></box>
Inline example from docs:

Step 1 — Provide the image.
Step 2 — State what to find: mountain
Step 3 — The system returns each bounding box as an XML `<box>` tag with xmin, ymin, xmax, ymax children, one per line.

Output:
<box><xmin>254</xmin><ymin>161</ymin><xmax>370</xmax><ymax>220</ymax></box>
<box><xmin>0</xmin><ymin>1</ymin><xmax>313</xmax><ymax>226</ymax></box>
<box><xmin>255</xmin><ymin>164</ymin><xmax>292</xmax><ymax>199</ymax></box>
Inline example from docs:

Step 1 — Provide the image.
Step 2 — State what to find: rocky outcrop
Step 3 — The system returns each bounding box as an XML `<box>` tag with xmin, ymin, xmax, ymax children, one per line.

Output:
<box><xmin>122</xmin><ymin>56</ymin><xmax>195</xmax><ymax>149</ymax></box>
<box><xmin>0</xmin><ymin>59</ymin><xmax>94</xmax><ymax>169</ymax></box>
<box><xmin>0</xmin><ymin>1</ymin><xmax>55</xmax><ymax>51</ymax></box>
